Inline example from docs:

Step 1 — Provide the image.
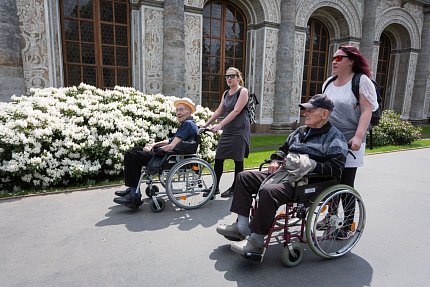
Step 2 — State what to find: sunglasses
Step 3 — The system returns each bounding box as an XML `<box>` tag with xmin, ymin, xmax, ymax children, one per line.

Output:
<box><xmin>332</xmin><ymin>55</ymin><xmax>349</xmax><ymax>62</ymax></box>
<box><xmin>225</xmin><ymin>74</ymin><xmax>237</xmax><ymax>79</ymax></box>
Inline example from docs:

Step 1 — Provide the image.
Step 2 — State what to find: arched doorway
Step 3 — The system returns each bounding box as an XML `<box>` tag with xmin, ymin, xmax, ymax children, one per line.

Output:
<box><xmin>202</xmin><ymin>1</ymin><xmax>247</xmax><ymax>110</ymax></box>
<box><xmin>376</xmin><ymin>32</ymin><xmax>391</xmax><ymax>110</ymax></box>
<box><xmin>301</xmin><ymin>18</ymin><xmax>330</xmax><ymax>103</ymax></box>
<box><xmin>59</xmin><ymin>0</ymin><xmax>131</xmax><ymax>89</ymax></box>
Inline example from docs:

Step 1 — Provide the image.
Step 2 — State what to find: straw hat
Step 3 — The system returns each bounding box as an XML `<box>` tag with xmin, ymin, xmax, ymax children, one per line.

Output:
<box><xmin>174</xmin><ymin>97</ymin><xmax>196</xmax><ymax>113</ymax></box>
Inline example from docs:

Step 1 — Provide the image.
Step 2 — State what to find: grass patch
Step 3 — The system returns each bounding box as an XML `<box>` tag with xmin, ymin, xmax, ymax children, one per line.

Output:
<box><xmin>420</xmin><ymin>126</ymin><xmax>430</xmax><ymax>138</ymax></box>
<box><xmin>365</xmin><ymin>139</ymin><xmax>430</xmax><ymax>153</ymax></box>
<box><xmin>251</xmin><ymin>135</ymin><xmax>288</xmax><ymax>150</ymax></box>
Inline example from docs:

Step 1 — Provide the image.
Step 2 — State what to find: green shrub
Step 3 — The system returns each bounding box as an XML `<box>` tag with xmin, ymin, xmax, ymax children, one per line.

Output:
<box><xmin>369</xmin><ymin>110</ymin><xmax>421</xmax><ymax>146</ymax></box>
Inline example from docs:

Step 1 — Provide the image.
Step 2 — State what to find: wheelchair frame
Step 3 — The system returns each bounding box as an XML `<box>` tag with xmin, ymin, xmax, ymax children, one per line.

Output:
<box><xmin>245</xmin><ymin>162</ymin><xmax>366</xmax><ymax>267</ymax></box>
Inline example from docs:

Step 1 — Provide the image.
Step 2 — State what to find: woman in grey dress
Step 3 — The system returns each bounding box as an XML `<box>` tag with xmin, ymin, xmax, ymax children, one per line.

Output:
<box><xmin>202</xmin><ymin>67</ymin><xmax>250</xmax><ymax>198</ymax></box>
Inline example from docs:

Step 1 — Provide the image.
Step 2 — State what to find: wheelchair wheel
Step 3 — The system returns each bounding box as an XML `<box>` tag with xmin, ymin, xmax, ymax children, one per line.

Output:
<box><xmin>149</xmin><ymin>197</ymin><xmax>165</xmax><ymax>213</ymax></box>
<box><xmin>306</xmin><ymin>185</ymin><xmax>366</xmax><ymax>259</ymax></box>
<box><xmin>145</xmin><ymin>185</ymin><xmax>159</xmax><ymax>197</ymax></box>
<box><xmin>282</xmin><ymin>242</ymin><xmax>304</xmax><ymax>267</ymax></box>
<box><xmin>165</xmin><ymin>158</ymin><xmax>217</xmax><ymax>210</ymax></box>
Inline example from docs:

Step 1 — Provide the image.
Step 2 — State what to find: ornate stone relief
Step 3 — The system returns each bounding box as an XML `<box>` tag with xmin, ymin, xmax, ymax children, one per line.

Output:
<box><xmin>264</xmin><ymin>0</ymin><xmax>281</xmax><ymax>23</ymax></box>
<box><xmin>378</xmin><ymin>0</ymin><xmax>401</xmax><ymax>15</ymax></box>
<box><xmin>184</xmin><ymin>13</ymin><xmax>202</xmax><ymax>103</ymax></box>
<box><xmin>144</xmin><ymin>7</ymin><xmax>164</xmax><ymax>94</ymax></box>
<box><xmin>375</xmin><ymin>8</ymin><xmax>420</xmax><ymax>49</ymax></box>
<box><xmin>402</xmin><ymin>52</ymin><xmax>418</xmax><ymax>118</ymax></box>
<box><xmin>291</xmin><ymin>31</ymin><xmax>307</xmax><ymax>123</ymax></box>
<box><xmin>16</xmin><ymin>0</ymin><xmax>49</xmax><ymax>92</ymax></box>
<box><xmin>185</xmin><ymin>0</ymin><xmax>201</xmax><ymax>8</ymax></box>
<box><xmin>261</xmin><ymin>28</ymin><xmax>278</xmax><ymax>121</ymax></box>
<box><xmin>403</xmin><ymin>2</ymin><xmax>423</xmax><ymax>34</ymax></box>
<box><xmin>296</xmin><ymin>0</ymin><xmax>361</xmax><ymax>38</ymax></box>
<box><xmin>253</xmin><ymin>29</ymin><xmax>265</xmax><ymax>121</ymax></box>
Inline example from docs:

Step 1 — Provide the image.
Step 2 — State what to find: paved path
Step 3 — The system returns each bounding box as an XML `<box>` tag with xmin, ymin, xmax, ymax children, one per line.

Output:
<box><xmin>1</xmin><ymin>148</ymin><xmax>430</xmax><ymax>287</ymax></box>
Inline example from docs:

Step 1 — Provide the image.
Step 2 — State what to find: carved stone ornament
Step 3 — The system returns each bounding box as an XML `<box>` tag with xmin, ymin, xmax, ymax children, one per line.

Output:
<box><xmin>262</xmin><ymin>28</ymin><xmax>278</xmax><ymax>120</ymax></box>
<box><xmin>184</xmin><ymin>13</ymin><xmax>202</xmax><ymax>103</ymax></box>
<box><xmin>375</xmin><ymin>7</ymin><xmax>421</xmax><ymax>49</ymax></box>
<box><xmin>144</xmin><ymin>8</ymin><xmax>164</xmax><ymax>94</ymax></box>
<box><xmin>296</xmin><ymin>0</ymin><xmax>361</xmax><ymax>38</ymax></box>
<box><xmin>16</xmin><ymin>0</ymin><xmax>49</xmax><ymax>93</ymax></box>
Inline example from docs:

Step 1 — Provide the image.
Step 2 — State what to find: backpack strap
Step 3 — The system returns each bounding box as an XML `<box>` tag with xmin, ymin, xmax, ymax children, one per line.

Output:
<box><xmin>221</xmin><ymin>89</ymin><xmax>228</xmax><ymax>100</ymax></box>
<box><xmin>322</xmin><ymin>75</ymin><xmax>338</xmax><ymax>93</ymax></box>
<box><xmin>351</xmin><ymin>73</ymin><xmax>363</xmax><ymax>104</ymax></box>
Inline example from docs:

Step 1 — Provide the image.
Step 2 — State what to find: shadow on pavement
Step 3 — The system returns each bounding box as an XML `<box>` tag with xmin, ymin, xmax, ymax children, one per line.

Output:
<box><xmin>95</xmin><ymin>196</ymin><xmax>232</xmax><ymax>232</ymax></box>
<box><xmin>209</xmin><ymin>242</ymin><xmax>373</xmax><ymax>287</ymax></box>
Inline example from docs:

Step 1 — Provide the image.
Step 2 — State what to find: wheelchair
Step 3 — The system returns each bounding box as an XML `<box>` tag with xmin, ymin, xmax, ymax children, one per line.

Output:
<box><xmin>245</xmin><ymin>160</ymin><xmax>366</xmax><ymax>267</ymax></box>
<box><xmin>132</xmin><ymin>129</ymin><xmax>218</xmax><ymax>212</ymax></box>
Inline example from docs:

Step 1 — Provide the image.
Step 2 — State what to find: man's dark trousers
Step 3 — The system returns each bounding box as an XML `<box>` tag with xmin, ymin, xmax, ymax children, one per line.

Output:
<box><xmin>230</xmin><ymin>170</ymin><xmax>295</xmax><ymax>235</ymax></box>
<box><xmin>124</xmin><ymin>146</ymin><xmax>154</xmax><ymax>187</ymax></box>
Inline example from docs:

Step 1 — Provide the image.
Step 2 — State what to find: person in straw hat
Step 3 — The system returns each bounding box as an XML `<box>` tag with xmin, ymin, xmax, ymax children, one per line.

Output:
<box><xmin>113</xmin><ymin>97</ymin><xmax>198</xmax><ymax>207</ymax></box>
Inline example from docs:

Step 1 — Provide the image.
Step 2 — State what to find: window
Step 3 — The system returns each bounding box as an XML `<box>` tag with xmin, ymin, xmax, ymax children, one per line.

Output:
<box><xmin>202</xmin><ymin>1</ymin><xmax>247</xmax><ymax>110</ymax></box>
<box><xmin>376</xmin><ymin>32</ymin><xmax>391</xmax><ymax>110</ymax></box>
<box><xmin>302</xmin><ymin>19</ymin><xmax>329</xmax><ymax>103</ymax></box>
<box><xmin>60</xmin><ymin>0</ymin><xmax>130</xmax><ymax>89</ymax></box>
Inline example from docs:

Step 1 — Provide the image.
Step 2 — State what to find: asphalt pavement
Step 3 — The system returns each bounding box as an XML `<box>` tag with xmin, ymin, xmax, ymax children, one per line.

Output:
<box><xmin>1</xmin><ymin>148</ymin><xmax>430</xmax><ymax>287</ymax></box>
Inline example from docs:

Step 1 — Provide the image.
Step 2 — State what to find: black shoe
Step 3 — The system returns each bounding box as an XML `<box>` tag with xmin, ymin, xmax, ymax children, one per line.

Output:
<box><xmin>202</xmin><ymin>187</ymin><xmax>220</xmax><ymax>199</ymax></box>
<box><xmin>114</xmin><ymin>187</ymin><xmax>131</xmax><ymax>197</ymax></box>
<box><xmin>220</xmin><ymin>187</ymin><xmax>234</xmax><ymax>198</ymax></box>
<box><xmin>113</xmin><ymin>193</ymin><xmax>142</xmax><ymax>207</ymax></box>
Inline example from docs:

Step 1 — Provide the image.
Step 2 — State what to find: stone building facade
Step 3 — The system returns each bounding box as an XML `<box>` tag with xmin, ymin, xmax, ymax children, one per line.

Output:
<box><xmin>1</xmin><ymin>0</ymin><xmax>430</xmax><ymax>131</ymax></box>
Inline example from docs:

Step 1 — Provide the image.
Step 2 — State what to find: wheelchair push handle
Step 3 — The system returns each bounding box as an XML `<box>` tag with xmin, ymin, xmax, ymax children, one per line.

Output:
<box><xmin>198</xmin><ymin>127</ymin><xmax>212</xmax><ymax>135</ymax></box>
<box><xmin>259</xmin><ymin>159</ymin><xmax>272</xmax><ymax>171</ymax></box>
<box><xmin>347</xmin><ymin>143</ymin><xmax>357</xmax><ymax>160</ymax></box>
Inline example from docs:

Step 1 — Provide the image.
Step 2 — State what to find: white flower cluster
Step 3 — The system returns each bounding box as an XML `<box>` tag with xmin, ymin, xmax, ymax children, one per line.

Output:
<box><xmin>0</xmin><ymin>83</ymin><xmax>218</xmax><ymax>192</ymax></box>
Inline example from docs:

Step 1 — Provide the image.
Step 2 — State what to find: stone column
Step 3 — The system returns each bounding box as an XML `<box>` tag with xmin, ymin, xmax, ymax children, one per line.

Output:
<box><xmin>162</xmin><ymin>0</ymin><xmax>186</xmax><ymax>98</ymax></box>
<box><xmin>271</xmin><ymin>0</ymin><xmax>296</xmax><ymax>133</ymax></box>
<box><xmin>0</xmin><ymin>0</ymin><xmax>25</xmax><ymax>101</ymax></box>
<box><xmin>410</xmin><ymin>7</ymin><xmax>430</xmax><ymax>123</ymax></box>
<box><xmin>360</xmin><ymin>0</ymin><xmax>378</xmax><ymax>66</ymax></box>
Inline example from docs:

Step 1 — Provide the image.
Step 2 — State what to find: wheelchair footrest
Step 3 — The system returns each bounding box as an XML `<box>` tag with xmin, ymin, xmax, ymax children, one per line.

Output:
<box><xmin>244</xmin><ymin>249</ymin><xmax>265</xmax><ymax>262</ymax></box>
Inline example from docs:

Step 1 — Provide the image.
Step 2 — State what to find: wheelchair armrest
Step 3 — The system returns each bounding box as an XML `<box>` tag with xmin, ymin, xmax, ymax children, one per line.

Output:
<box><xmin>304</xmin><ymin>173</ymin><xmax>333</xmax><ymax>180</ymax></box>
<box><xmin>301</xmin><ymin>173</ymin><xmax>337</xmax><ymax>185</ymax></box>
<box><xmin>259</xmin><ymin>159</ymin><xmax>272</xmax><ymax>171</ymax></box>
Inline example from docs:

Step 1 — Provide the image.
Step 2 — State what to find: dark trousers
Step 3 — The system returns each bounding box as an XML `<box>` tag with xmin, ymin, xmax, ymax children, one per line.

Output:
<box><xmin>230</xmin><ymin>170</ymin><xmax>294</xmax><ymax>235</ymax></box>
<box><xmin>124</xmin><ymin>146</ymin><xmax>154</xmax><ymax>188</ymax></box>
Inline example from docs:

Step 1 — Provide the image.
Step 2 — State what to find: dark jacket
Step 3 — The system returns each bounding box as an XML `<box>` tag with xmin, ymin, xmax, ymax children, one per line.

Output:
<box><xmin>277</xmin><ymin>122</ymin><xmax>348</xmax><ymax>180</ymax></box>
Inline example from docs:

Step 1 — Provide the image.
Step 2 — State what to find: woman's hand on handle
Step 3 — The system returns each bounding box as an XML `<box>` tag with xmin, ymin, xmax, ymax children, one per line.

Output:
<box><xmin>348</xmin><ymin>136</ymin><xmax>362</xmax><ymax>151</ymax></box>
<box><xmin>210</xmin><ymin>123</ymin><xmax>223</xmax><ymax>133</ymax></box>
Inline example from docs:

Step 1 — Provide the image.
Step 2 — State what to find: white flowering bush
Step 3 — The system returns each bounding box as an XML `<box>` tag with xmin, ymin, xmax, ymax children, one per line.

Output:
<box><xmin>0</xmin><ymin>83</ymin><xmax>219</xmax><ymax>193</ymax></box>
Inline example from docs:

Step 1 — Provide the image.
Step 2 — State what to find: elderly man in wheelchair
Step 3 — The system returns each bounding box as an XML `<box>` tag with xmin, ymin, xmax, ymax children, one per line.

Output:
<box><xmin>113</xmin><ymin>98</ymin><xmax>200</xmax><ymax>209</ymax></box>
<box><xmin>217</xmin><ymin>94</ymin><xmax>356</xmax><ymax>263</ymax></box>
